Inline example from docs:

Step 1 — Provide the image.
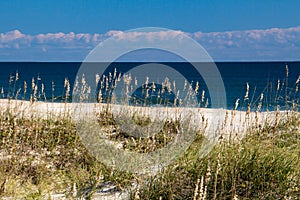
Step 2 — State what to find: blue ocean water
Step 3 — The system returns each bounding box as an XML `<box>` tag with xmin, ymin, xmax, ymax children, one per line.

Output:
<box><xmin>0</xmin><ymin>62</ymin><xmax>299</xmax><ymax>111</ymax></box>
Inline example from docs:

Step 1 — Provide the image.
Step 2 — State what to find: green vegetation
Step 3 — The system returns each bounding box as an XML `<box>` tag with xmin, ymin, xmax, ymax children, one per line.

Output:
<box><xmin>0</xmin><ymin>68</ymin><xmax>299</xmax><ymax>199</ymax></box>
<box><xmin>133</xmin><ymin>112</ymin><xmax>300</xmax><ymax>199</ymax></box>
<box><xmin>0</xmin><ymin>101</ymin><xmax>299</xmax><ymax>199</ymax></box>
<box><xmin>0</xmin><ymin>109</ymin><xmax>134</xmax><ymax>199</ymax></box>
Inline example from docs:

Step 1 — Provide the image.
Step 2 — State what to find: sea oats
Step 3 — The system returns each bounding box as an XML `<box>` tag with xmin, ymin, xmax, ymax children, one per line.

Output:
<box><xmin>1</xmin><ymin>87</ymin><xmax>4</xmax><ymax>98</ymax></box>
<box><xmin>244</xmin><ymin>82</ymin><xmax>249</xmax><ymax>100</ymax></box>
<box><xmin>195</xmin><ymin>81</ymin><xmax>199</xmax><ymax>94</ymax></box>
<box><xmin>234</xmin><ymin>98</ymin><xmax>240</xmax><ymax>110</ymax></box>
<box><xmin>95</xmin><ymin>73</ymin><xmax>100</xmax><ymax>86</ymax></box>
<box><xmin>15</xmin><ymin>71</ymin><xmax>19</xmax><ymax>81</ymax></box>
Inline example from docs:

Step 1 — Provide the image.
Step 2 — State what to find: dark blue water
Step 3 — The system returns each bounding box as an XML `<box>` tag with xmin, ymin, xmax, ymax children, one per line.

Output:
<box><xmin>0</xmin><ymin>62</ymin><xmax>299</xmax><ymax>111</ymax></box>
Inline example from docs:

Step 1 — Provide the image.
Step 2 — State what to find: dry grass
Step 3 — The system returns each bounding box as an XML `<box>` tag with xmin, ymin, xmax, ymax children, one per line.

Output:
<box><xmin>0</xmin><ymin>108</ymin><xmax>135</xmax><ymax>199</ymax></box>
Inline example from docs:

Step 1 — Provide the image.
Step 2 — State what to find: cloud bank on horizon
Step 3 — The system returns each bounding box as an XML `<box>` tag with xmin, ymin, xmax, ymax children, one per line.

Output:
<box><xmin>1</xmin><ymin>26</ymin><xmax>300</xmax><ymax>61</ymax></box>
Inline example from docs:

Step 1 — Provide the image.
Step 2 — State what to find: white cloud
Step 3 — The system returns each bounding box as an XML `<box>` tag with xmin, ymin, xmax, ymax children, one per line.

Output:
<box><xmin>191</xmin><ymin>26</ymin><xmax>300</xmax><ymax>60</ymax></box>
<box><xmin>0</xmin><ymin>26</ymin><xmax>300</xmax><ymax>61</ymax></box>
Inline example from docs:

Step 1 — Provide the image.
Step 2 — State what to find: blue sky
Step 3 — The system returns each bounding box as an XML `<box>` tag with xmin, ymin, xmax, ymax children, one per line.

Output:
<box><xmin>1</xmin><ymin>0</ymin><xmax>300</xmax><ymax>34</ymax></box>
<box><xmin>0</xmin><ymin>0</ymin><xmax>300</xmax><ymax>61</ymax></box>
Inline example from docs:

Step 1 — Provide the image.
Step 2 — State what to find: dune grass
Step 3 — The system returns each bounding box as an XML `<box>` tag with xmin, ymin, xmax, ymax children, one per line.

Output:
<box><xmin>0</xmin><ymin>67</ymin><xmax>299</xmax><ymax>199</ymax></box>
<box><xmin>0</xmin><ymin>109</ymin><xmax>134</xmax><ymax>199</ymax></box>
<box><xmin>0</xmin><ymin>102</ymin><xmax>299</xmax><ymax>199</ymax></box>
<box><xmin>133</xmin><ymin>111</ymin><xmax>300</xmax><ymax>199</ymax></box>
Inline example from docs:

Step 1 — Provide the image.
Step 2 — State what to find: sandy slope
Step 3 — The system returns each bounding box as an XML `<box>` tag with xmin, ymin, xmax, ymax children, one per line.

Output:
<box><xmin>0</xmin><ymin>99</ymin><xmax>285</xmax><ymax>138</ymax></box>
<box><xmin>0</xmin><ymin>99</ymin><xmax>290</xmax><ymax>199</ymax></box>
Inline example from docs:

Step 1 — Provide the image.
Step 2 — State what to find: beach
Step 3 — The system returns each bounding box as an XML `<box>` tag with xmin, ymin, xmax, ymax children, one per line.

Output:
<box><xmin>0</xmin><ymin>99</ymin><xmax>287</xmax><ymax>139</ymax></box>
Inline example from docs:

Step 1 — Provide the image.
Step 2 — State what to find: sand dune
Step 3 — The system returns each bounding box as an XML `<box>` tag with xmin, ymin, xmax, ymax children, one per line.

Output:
<box><xmin>0</xmin><ymin>99</ymin><xmax>292</xmax><ymax>199</ymax></box>
<box><xmin>0</xmin><ymin>99</ymin><xmax>287</xmax><ymax>139</ymax></box>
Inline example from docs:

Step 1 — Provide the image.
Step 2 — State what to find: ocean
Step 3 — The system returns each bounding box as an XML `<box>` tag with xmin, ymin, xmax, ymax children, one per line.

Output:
<box><xmin>0</xmin><ymin>62</ymin><xmax>299</xmax><ymax>111</ymax></box>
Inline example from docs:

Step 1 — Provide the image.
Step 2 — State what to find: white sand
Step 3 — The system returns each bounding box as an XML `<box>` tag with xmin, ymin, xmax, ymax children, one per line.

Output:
<box><xmin>0</xmin><ymin>99</ymin><xmax>288</xmax><ymax>139</ymax></box>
